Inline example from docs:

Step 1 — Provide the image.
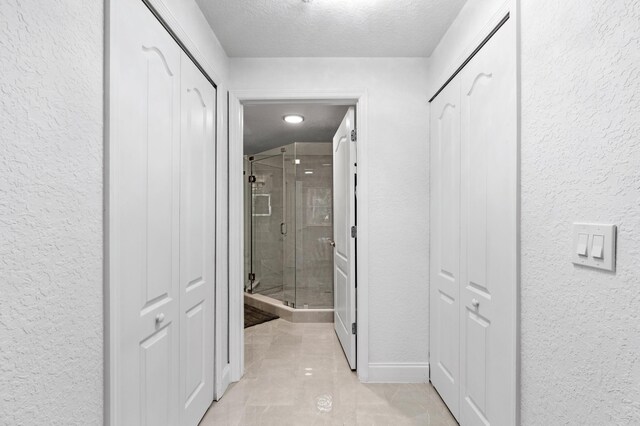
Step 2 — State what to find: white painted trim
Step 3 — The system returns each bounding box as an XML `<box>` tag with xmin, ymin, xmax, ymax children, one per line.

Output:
<box><xmin>105</xmin><ymin>2</ymin><xmax>119</xmax><ymax>423</ymax></box>
<box><xmin>214</xmin><ymin>90</ymin><xmax>230</xmax><ymax>399</ymax></box>
<box><xmin>228</xmin><ymin>89</ymin><xmax>370</xmax><ymax>383</ymax></box>
<box><xmin>214</xmin><ymin>364</ymin><xmax>231</xmax><ymax>400</ymax></box>
<box><xmin>228</xmin><ymin>92</ymin><xmax>244</xmax><ymax>381</ymax></box>
<box><xmin>367</xmin><ymin>363</ymin><xmax>430</xmax><ymax>383</ymax></box>
<box><xmin>105</xmin><ymin>0</ymin><xmax>228</xmax><ymax>422</ymax></box>
<box><xmin>514</xmin><ymin>1</ymin><xmax>522</xmax><ymax>425</ymax></box>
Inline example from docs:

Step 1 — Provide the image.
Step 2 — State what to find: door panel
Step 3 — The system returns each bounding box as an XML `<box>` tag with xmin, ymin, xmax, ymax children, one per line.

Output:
<box><xmin>115</xmin><ymin>0</ymin><xmax>181</xmax><ymax>424</ymax></box>
<box><xmin>140</xmin><ymin>326</ymin><xmax>174</xmax><ymax>426</ymax></box>
<box><xmin>464</xmin><ymin>309</ymin><xmax>488</xmax><ymax>423</ymax></box>
<box><xmin>180</xmin><ymin>51</ymin><xmax>216</xmax><ymax>426</ymax></box>
<box><xmin>333</xmin><ymin>107</ymin><xmax>357</xmax><ymax>369</ymax></box>
<box><xmin>460</xmin><ymin>17</ymin><xmax>517</xmax><ymax>426</ymax></box>
<box><xmin>429</xmin><ymin>77</ymin><xmax>461</xmax><ymax>420</ymax></box>
<box><xmin>185</xmin><ymin>302</ymin><xmax>204</xmax><ymax>399</ymax></box>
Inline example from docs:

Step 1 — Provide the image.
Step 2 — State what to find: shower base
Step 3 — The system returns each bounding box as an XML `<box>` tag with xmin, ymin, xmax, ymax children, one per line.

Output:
<box><xmin>244</xmin><ymin>292</ymin><xmax>333</xmax><ymax>323</ymax></box>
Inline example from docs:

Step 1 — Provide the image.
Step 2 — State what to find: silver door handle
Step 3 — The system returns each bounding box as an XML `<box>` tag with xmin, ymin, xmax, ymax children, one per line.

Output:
<box><xmin>156</xmin><ymin>313</ymin><xmax>165</xmax><ymax>324</ymax></box>
<box><xmin>471</xmin><ymin>299</ymin><xmax>480</xmax><ymax>309</ymax></box>
<box><xmin>329</xmin><ymin>240</ymin><xmax>336</xmax><ymax>247</ymax></box>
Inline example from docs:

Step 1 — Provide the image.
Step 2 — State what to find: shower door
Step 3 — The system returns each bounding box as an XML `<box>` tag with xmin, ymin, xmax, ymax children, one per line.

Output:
<box><xmin>249</xmin><ymin>154</ymin><xmax>287</xmax><ymax>302</ymax></box>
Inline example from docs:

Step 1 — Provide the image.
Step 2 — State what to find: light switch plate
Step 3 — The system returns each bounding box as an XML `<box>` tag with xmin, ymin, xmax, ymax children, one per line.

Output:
<box><xmin>572</xmin><ymin>223</ymin><xmax>617</xmax><ymax>271</ymax></box>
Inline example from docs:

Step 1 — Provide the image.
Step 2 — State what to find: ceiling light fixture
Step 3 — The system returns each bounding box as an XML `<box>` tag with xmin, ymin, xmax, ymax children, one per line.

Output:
<box><xmin>283</xmin><ymin>114</ymin><xmax>304</xmax><ymax>124</ymax></box>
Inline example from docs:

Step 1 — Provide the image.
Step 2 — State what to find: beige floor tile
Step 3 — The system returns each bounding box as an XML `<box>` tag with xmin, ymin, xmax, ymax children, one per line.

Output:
<box><xmin>200</xmin><ymin>319</ymin><xmax>456</xmax><ymax>425</ymax></box>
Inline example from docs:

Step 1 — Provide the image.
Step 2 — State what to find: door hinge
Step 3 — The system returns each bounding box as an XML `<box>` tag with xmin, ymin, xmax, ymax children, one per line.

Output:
<box><xmin>248</xmin><ymin>272</ymin><xmax>255</xmax><ymax>281</ymax></box>
<box><xmin>351</xmin><ymin>226</ymin><xmax>357</xmax><ymax>238</ymax></box>
<box><xmin>248</xmin><ymin>175</ymin><xmax>256</xmax><ymax>183</ymax></box>
<box><xmin>352</xmin><ymin>323</ymin><xmax>357</xmax><ymax>334</ymax></box>
<box><xmin>351</xmin><ymin>129</ymin><xmax>357</xmax><ymax>142</ymax></box>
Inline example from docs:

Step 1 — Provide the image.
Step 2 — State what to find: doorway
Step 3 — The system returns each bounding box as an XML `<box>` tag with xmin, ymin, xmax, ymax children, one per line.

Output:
<box><xmin>228</xmin><ymin>93</ymin><xmax>370</xmax><ymax>382</ymax></box>
<box><xmin>242</xmin><ymin>102</ymin><xmax>357</xmax><ymax>368</ymax></box>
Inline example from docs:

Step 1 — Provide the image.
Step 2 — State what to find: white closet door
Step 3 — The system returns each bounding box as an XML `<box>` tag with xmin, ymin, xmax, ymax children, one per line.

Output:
<box><xmin>114</xmin><ymin>0</ymin><xmax>181</xmax><ymax>423</ymax></box>
<box><xmin>429</xmin><ymin>77</ymin><xmax>462</xmax><ymax>420</ymax></box>
<box><xmin>179</xmin><ymin>52</ymin><xmax>216</xmax><ymax>425</ymax></box>
<box><xmin>459</xmin><ymin>17</ymin><xmax>517</xmax><ymax>426</ymax></box>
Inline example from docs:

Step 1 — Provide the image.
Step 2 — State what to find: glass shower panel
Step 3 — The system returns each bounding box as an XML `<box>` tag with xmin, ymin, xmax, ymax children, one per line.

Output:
<box><xmin>282</xmin><ymin>145</ymin><xmax>297</xmax><ymax>307</ymax></box>
<box><xmin>294</xmin><ymin>143</ymin><xmax>334</xmax><ymax>309</ymax></box>
<box><xmin>250</xmin><ymin>155</ymin><xmax>284</xmax><ymax>301</ymax></box>
<box><xmin>246</xmin><ymin>142</ymin><xmax>334</xmax><ymax>310</ymax></box>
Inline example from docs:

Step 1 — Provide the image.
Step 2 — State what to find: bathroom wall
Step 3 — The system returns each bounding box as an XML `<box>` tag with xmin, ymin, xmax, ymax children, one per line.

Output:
<box><xmin>429</xmin><ymin>0</ymin><xmax>640</xmax><ymax>422</ymax></box>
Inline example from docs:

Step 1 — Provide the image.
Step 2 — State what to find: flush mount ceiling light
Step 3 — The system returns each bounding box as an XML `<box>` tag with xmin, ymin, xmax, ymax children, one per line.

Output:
<box><xmin>283</xmin><ymin>114</ymin><xmax>304</xmax><ymax>124</ymax></box>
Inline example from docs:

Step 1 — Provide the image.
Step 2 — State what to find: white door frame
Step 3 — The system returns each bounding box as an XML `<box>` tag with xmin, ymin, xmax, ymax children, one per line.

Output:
<box><xmin>427</xmin><ymin>1</ymin><xmax>520</xmax><ymax>424</ymax></box>
<box><xmin>228</xmin><ymin>90</ymin><xmax>370</xmax><ymax>382</ymax></box>
<box><xmin>105</xmin><ymin>0</ymin><xmax>230</xmax><ymax>423</ymax></box>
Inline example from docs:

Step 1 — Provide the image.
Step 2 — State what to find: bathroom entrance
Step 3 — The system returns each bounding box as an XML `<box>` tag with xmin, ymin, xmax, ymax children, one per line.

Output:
<box><xmin>240</xmin><ymin>101</ymin><xmax>359</xmax><ymax>370</ymax></box>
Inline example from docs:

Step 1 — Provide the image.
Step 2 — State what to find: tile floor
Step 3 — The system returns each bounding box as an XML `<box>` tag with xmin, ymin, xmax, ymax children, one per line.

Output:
<box><xmin>200</xmin><ymin>319</ymin><xmax>457</xmax><ymax>425</ymax></box>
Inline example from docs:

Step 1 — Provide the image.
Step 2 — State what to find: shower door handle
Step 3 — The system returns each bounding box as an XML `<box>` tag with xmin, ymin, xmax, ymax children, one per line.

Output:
<box><xmin>280</xmin><ymin>222</ymin><xmax>287</xmax><ymax>235</ymax></box>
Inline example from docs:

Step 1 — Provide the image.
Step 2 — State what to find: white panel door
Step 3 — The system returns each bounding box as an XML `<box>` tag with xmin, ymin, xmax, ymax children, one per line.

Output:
<box><xmin>429</xmin><ymin>77</ymin><xmax>461</xmax><ymax>420</ymax></box>
<box><xmin>459</xmin><ymin>17</ymin><xmax>517</xmax><ymax>426</ymax></box>
<box><xmin>333</xmin><ymin>107</ymin><xmax>357</xmax><ymax>369</ymax></box>
<box><xmin>179</xmin><ymin>52</ymin><xmax>216</xmax><ymax>425</ymax></box>
<box><xmin>113</xmin><ymin>0</ymin><xmax>181</xmax><ymax>423</ymax></box>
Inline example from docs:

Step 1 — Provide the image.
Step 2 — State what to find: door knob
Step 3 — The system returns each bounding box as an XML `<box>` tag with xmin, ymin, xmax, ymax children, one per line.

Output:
<box><xmin>471</xmin><ymin>299</ymin><xmax>480</xmax><ymax>309</ymax></box>
<box><xmin>329</xmin><ymin>240</ymin><xmax>336</xmax><ymax>247</ymax></box>
<box><xmin>156</xmin><ymin>313</ymin><xmax>165</xmax><ymax>324</ymax></box>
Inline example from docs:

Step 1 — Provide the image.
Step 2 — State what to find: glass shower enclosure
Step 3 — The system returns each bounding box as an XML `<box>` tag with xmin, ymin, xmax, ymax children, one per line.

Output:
<box><xmin>244</xmin><ymin>143</ymin><xmax>333</xmax><ymax>309</ymax></box>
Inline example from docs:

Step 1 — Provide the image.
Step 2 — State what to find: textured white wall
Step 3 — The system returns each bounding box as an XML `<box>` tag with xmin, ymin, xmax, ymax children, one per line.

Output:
<box><xmin>230</xmin><ymin>58</ymin><xmax>431</xmax><ymax>376</ymax></box>
<box><xmin>429</xmin><ymin>0</ymin><xmax>640</xmax><ymax>422</ymax></box>
<box><xmin>0</xmin><ymin>0</ymin><xmax>104</xmax><ymax>424</ymax></box>
<box><xmin>520</xmin><ymin>0</ymin><xmax>640</xmax><ymax>423</ymax></box>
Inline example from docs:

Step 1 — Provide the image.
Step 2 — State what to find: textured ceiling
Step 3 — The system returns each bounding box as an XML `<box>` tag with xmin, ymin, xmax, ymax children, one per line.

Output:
<box><xmin>244</xmin><ymin>103</ymin><xmax>349</xmax><ymax>155</ymax></box>
<box><xmin>195</xmin><ymin>0</ymin><xmax>467</xmax><ymax>57</ymax></box>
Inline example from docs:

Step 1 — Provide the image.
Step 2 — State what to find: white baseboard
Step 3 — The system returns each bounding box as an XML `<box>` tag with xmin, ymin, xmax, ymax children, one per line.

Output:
<box><xmin>366</xmin><ymin>362</ymin><xmax>430</xmax><ymax>383</ymax></box>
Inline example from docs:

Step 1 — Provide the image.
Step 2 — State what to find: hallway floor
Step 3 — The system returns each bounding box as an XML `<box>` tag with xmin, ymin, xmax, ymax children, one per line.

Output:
<box><xmin>200</xmin><ymin>319</ymin><xmax>456</xmax><ymax>425</ymax></box>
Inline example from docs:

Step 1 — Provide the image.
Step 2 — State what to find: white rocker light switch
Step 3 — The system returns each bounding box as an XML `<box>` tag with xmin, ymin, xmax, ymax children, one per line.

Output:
<box><xmin>576</xmin><ymin>233</ymin><xmax>589</xmax><ymax>256</ymax></box>
<box><xmin>592</xmin><ymin>234</ymin><xmax>604</xmax><ymax>259</ymax></box>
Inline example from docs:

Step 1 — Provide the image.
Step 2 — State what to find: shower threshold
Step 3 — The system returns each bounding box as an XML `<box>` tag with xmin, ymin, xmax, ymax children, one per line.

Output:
<box><xmin>244</xmin><ymin>292</ymin><xmax>333</xmax><ymax>323</ymax></box>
